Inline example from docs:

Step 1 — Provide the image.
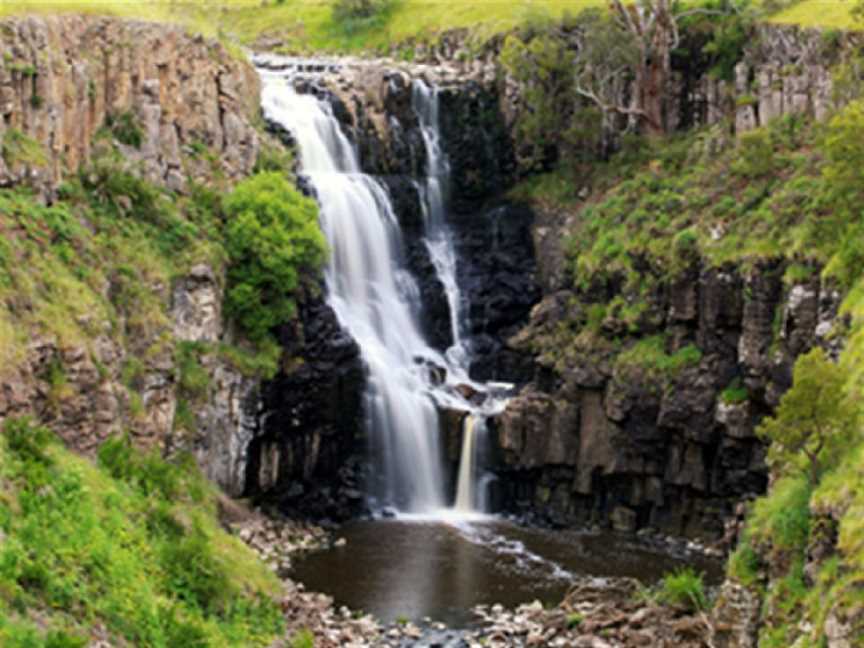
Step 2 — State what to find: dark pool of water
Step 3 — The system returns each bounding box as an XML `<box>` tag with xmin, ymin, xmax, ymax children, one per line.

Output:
<box><xmin>291</xmin><ymin>518</ymin><xmax>723</xmax><ymax>626</ymax></box>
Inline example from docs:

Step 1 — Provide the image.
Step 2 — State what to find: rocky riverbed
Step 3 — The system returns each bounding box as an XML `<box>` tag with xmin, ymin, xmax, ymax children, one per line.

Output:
<box><xmin>231</xmin><ymin>513</ymin><xmax>717</xmax><ymax>648</ymax></box>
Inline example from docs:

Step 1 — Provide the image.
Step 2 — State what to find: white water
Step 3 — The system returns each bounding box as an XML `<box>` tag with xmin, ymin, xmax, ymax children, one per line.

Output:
<box><xmin>454</xmin><ymin>416</ymin><xmax>477</xmax><ymax>512</ymax></box>
<box><xmin>258</xmin><ymin>63</ymin><xmax>507</xmax><ymax>516</ymax></box>
<box><xmin>412</xmin><ymin>80</ymin><xmax>470</xmax><ymax>370</ymax></box>
<box><xmin>412</xmin><ymin>82</ymin><xmax>495</xmax><ymax>514</ymax></box>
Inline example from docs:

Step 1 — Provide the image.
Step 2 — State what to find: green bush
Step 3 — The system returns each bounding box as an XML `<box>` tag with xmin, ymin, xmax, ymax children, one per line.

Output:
<box><xmin>758</xmin><ymin>348</ymin><xmax>857</xmax><ymax>485</ymax></box>
<box><xmin>106</xmin><ymin>111</ymin><xmax>144</xmax><ymax>149</ymax></box>
<box><xmin>732</xmin><ymin>130</ymin><xmax>775</xmax><ymax>178</ymax></box>
<box><xmin>657</xmin><ymin>567</ymin><xmax>708</xmax><ymax>612</ymax></box>
<box><xmin>721</xmin><ymin>377</ymin><xmax>749</xmax><ymax>404</ymax></box>
<box><xmin>224</xmin><ymin>172</ymin><xmax>326</xmax><ymax>343</ymax></box>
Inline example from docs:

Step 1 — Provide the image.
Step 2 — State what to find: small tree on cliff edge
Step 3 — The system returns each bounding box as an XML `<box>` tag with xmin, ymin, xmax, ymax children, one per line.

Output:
<box><xmin>757</xmin><ymin>348</ymin><xmax>858</xmax><ymax>486</ymax></box>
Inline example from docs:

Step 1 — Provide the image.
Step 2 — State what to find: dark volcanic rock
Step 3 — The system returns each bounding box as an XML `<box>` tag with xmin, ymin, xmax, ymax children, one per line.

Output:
<box><xmin>247</xmin><ymin>293</ymin><xmax>367</xmax><ymax>520</ymax></box>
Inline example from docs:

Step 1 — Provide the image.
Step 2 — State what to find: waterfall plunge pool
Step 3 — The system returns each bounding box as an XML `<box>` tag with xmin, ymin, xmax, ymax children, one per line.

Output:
<box><xmin>290</xmin><ymin>519</ymin><xmax>723</xmax><ymax>627</ymax></box>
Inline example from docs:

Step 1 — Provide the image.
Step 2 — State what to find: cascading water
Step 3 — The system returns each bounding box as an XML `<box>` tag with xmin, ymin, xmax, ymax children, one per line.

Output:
<box><xmin>260</xmin><ymin>70</ymin><xmax>448</xmax><ymax>513</ymax></box>
<box><xmin>412</xmin><ymin>80</ymin><xmax>469</xmax><ymax>370</ymax></box>
<box><xmin>258</xmin><ymin>61</ymin><xmax>507</xmax><ymax>516</ymax></box>
<box><xmin>412</xmin><ymin>80</ymin><xmax>501</xmax><ymax>515</ymax></box>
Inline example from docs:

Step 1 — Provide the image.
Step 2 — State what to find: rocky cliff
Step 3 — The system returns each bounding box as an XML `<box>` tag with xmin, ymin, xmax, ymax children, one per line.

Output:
<box><xmin>491</xmin><ymin>262</ymin><xmax>841</xmax><ymax>540</ymax></box>
<box><xmin>0</xmin><ymin>15</ymin><xmax>265</xmax><ymax>496</ymax></box>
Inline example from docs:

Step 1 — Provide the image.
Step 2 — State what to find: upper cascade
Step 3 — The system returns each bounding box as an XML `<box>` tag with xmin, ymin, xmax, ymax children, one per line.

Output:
<box><xmin>257</xmin><ymin>58</ymin><xmax>508</xmax><ymax>516</ymax></box>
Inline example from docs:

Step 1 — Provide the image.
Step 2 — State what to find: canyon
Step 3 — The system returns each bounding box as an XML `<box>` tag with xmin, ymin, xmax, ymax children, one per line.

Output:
<box><xmin>0</xmin><ymin>9</ymin><xmax>861</xmax><ymax>647</ymax></box>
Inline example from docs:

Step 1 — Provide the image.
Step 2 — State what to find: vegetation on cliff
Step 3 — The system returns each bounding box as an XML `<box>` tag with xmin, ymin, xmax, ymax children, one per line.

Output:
<box><xmin>0</xmin><ymin>418</ymin><xmax>283</xmax><ymax>647</ymax></box>
<box><xmin>507</xmin><ymin>18</ymin><xmax>864</xmax><ymax>636</ymax></box>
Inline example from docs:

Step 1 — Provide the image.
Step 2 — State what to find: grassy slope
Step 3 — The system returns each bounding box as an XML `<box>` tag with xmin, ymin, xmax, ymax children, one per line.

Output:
<box><xmin>770</xmin><ymin>0</ymin><xmax>858</xmax><ymax>29</ymax></box>
<box><xmin>1</xmin><ymin>0</ymin><xmax>861</xmax><ymax>53</ymax></box>
<box><xmin>0</xmin><ymin>0</ymin><xmax>595</xmax><ymax>53</ymax></box>
<box><xmin>0</xmin><ymin>419</ymin><xmax>283</xmax><ymax>647</ymax></box>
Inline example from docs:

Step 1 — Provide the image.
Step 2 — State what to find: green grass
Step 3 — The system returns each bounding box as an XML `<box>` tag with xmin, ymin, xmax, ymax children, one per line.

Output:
<box><xmin>616</xmin><ymin>335</ymin><xmax>703</xmax><ymax>376</ymax></box>
<box><xmin>657</xmin><ymin>567</ymin><xmax>708</xmax><ymax>612</ymax></box>
<box><xmin>0</xmin><ymin>0</ymin><xmax>606</xmax><ymax>54</ymax></box>
<box><xmin>0</xmin><ymin>133</ymin><xmax>304</xmax><ymax>380</ymax></box>
<box><xmin>721</xmin><ymin>377</ymin><xmax>749</xmax><ymax>404</ymax></box>
<box><xmin>770</xmin><ymin>0</ymin><xmax>859</xmax><ymax>29</ymax></box>
<box><xmin>0</xmin><ymin>418</ymin><xmax>284</xmax><ymax>647</ymax></box>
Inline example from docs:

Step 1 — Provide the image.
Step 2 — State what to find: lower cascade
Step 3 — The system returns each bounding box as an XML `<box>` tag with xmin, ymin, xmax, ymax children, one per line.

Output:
<box><xmin>258</xmin><ymin>59</ymin><xmax>504</xmax><ymax>516</ymax></box>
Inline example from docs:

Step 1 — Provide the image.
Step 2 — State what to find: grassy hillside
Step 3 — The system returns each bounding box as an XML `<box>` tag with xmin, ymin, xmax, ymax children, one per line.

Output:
<box><xmin>0</xmin><ymin>0</ymin><xmax>603</xmax><ymax>53</ymax></box>
<box><xmin>0</xmin><ymin>418</ymin><xmax>283</xmax><ymax>647</ymax></box>
<box><xmin>2</xmin><ymin>0</ymin><xmax>862</xmax><ymax>55</ymax></box>
<box><xmin>770</xmin><ymin>0</ymin><xmax>858</xmax><ymax>29</ymax></box>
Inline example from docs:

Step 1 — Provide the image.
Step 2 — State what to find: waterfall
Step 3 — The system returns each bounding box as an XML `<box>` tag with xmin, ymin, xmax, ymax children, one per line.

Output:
<box><xmin>260</xmin><ymin>71</ymin><xmax>448</xmax><ymax>513</ymax></box>
<box><xmin>413</xmin><ymin>80</ymin><xmax>494</xmax><ymax>515</ymax></box>
<box><xmin>257</xmin><ymin>61</ymin><xmax>509</xmax><ymax>517</ymax></box>
<box><xmin>412</xmin><ymin>80</ymin><xmax>470</xmax><ymax>370</ymax></box>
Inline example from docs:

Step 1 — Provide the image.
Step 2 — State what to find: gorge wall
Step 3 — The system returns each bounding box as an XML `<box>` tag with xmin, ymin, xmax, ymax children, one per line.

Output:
<box><xmin>0</xmin><ymin>14</ymin><xmax>851</xmax><ymax>545</ymax></box>
<box><xmin>0</xmin><ymin>15</ymin><xmax>265</xmax><ymax>496</ymax></box>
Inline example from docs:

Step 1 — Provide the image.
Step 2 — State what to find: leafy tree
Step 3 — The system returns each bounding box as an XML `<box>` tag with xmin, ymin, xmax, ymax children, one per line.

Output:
<box><xmin>224</xmin><ymin>172</ymin><xmax>326</xmax><ymax>343</ymax></box>
<box><xmin>500</xmin><ymin>24</ymin><xmax>587</xmax><ymax>169</ymax></box>
<box><xmin>758</xmin><ymin>348</ymin><xmax>858</xmax><ymax>486</ymax></box>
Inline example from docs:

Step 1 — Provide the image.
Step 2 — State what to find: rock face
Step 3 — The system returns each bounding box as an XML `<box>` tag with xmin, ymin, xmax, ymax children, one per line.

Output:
<box><xmin>0</xmin><ymin>15</ymin><xmax>260</xmax><ymax>193</ymax></box>
<box><xmin>492</xmin><ymin>261</ymin><xmax>841</xmax><ymax>540</ymax></box>
<box><xmin>249</xmin><ymin>294</ymin><xmax>366</xmax><ymax>519</ymax></box>
<box><xmin>0</xmin><ymin>16</ymin><xmax>263</xmax><ymax>497</ymax></box>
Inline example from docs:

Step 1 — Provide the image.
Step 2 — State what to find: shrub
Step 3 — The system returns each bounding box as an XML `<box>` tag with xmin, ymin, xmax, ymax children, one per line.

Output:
<box><xmin>721</xmin><ymin>377</ymin><xmax>749</xmax><ymax>404</ymax></box>
<box><xmin>732</xmin><ymin>130</ymin><xmax>775</xmax><ymax>178</ymax></box>
<box><xmin>224</xmin><ymin>172</ymin><xmax>326</xmax><ymax>343</ymax></box>
<box><xmin>290</xmin><ymin>629</ymin><xmax>315</xmax><ymax>648</ymax></box>
<box><xmin>1</xmin><ymin>129</ymin><xmax>48</xmax><ymax>168</ymax></box>
<box><xmin>4</xmin><ymin>417</ymin><xmax>54</xmax><ymax>466</ymax></box>
<box><xmin>106</xmin><ymin>111</ymin><xmax>144</xmax><ymax>149</ymax></box>
<box><xmin>657</xmin><ymin>567</ymin><xmax>708</xmax><ymax>612</ymax></box>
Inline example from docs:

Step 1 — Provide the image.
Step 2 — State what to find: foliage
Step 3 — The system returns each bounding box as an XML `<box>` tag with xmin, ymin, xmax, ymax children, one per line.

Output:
<box><xmin>106</xmin><ymin>111</ymin><xmax>144</xmax><ymax>149</ymax></box>
<box><xmin>1</xmin><ymin>128</ymin><xmax>48</xmax><ymax>168</ymax></box>
<box><xmin>224</xmin><ymin>172</ymin><xmax>326</xmax><ymax>343</ymax></box>
<box><xmin>720</xmin><ymin>377</ymin><xmax>749</xmax><ymax>404</ymax></box>
<box><xmin>500</xmin><ymin>21</ymin><xmax>585</xmax><ymax>170</ymax></box>
<box><xmin>616</xmin><ymin>335</ymin><xmax>702</xmax><ymax>376</ymax></box>
<box><xmin>747</xmin><ymin>475</ymin><xmax>812</xmax><ymax>552</ymax></box>
<box><xmin>657</xmin><ymin>568</ymin><xmax>708</xmax><ymax>612</ymax></box>
<box><xmin>0</xmin><ymin>418</ymin><xmax>283</xmax><ymax>647</ymax></box>
<box><xmin>176</xmin><ymin>342</ymin><xmax>211</xmax><ymax>402</ymax></box>
<box><xmin>289</xmin><ymin>629</ymin><xmax>315</xmax><ymax>648</ymax></box>
<box><xmin>757</xmin><ymin>348</ymin><xmax>857</xmax><ymax>485</ymax></box>
<box><xmin>678</xmin><ymin>0</ymin><xmax>754</xmax><ymax>82</ymax></box>
<box><xmin>732</xmin><ymin>129</ymin><xmax>775</xmax><ymax>178</ymax></box>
